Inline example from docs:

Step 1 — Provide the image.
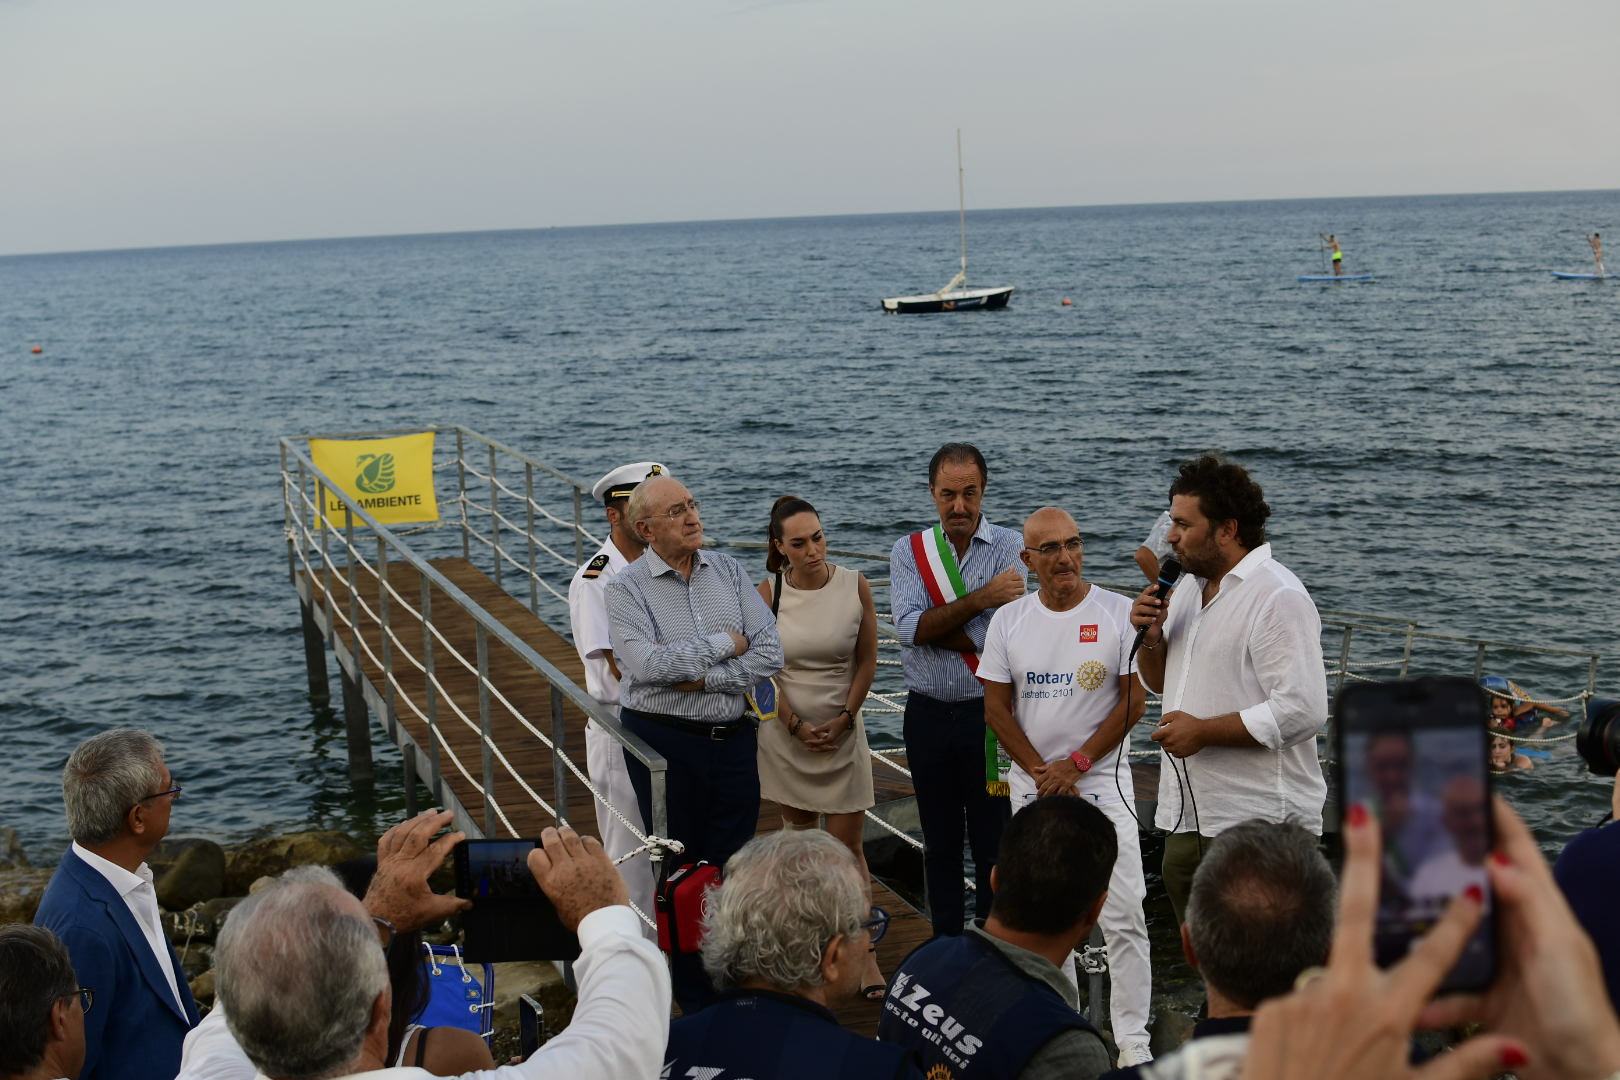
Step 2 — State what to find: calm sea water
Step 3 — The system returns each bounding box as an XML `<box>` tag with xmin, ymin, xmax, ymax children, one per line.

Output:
<box><xmin>3</xmin><ymin>190</ymin><xmax>1617</xmax><ymax>873</ymax></box>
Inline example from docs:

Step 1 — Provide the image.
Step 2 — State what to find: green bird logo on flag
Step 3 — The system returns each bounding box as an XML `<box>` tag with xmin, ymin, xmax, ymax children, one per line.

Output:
<box><xmin>355</xmin><ymin>453</ymin><xmax>397</xmax><ymax>494</ymax></box>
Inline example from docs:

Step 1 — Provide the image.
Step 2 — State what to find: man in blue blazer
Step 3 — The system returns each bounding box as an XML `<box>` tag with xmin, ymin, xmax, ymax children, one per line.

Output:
<box><xmin>35</xmin><ymin>729</ymin><xmax>199</xmax><ymax>1080</ymax></box>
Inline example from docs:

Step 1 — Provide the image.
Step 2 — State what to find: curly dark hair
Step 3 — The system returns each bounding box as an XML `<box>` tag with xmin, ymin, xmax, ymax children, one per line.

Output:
<box><xmin>1169</xmin><ymin>454</ymin><xmax>1270</xmax><ymax>549</ymax></box>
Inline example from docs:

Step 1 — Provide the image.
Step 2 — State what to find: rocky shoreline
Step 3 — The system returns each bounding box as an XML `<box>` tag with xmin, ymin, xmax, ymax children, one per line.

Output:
<box><xmin>0</xmin><ymin>825</ymin><xmax>568</xmax><ymax>1051</ymax></box>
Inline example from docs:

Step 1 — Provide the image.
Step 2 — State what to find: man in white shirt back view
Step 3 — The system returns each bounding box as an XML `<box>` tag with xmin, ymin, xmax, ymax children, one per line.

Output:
<box><xmin>35</xmin><ymin>728</ymin><xmax>199</xmax><ymax>1080</ymax></box>
<box><xmin>1131</xmin><ymin>456</ymin><xmax>1328</xmax><ymax>924</ymax></box>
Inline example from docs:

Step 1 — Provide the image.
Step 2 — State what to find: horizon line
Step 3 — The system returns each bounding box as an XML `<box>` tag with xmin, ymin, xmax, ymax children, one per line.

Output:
<box><xmin>4</xmin><ymin>185</ymin><xmax>1615</xmax><ymax>261</ymax></box>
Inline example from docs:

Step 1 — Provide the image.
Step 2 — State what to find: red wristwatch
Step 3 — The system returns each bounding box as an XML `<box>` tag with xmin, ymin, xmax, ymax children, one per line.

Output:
<box><xmin>1069</xmin><ymin>751</ymin><xmax>1093</xmax><ymax>774</ymax></box>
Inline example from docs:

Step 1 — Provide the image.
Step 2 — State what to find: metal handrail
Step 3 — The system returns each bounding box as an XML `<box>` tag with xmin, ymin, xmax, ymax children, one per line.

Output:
<box><xmin>278</xmin><ymin>435</ymin><xmax>672</xmax><ymax>864</ymax></box>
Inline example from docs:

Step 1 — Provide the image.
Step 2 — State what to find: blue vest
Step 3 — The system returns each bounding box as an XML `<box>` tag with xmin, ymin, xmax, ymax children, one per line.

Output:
<box><xmin>666</xmin><ymin>988</ymin><xmax>919</xmax><ymax>1080</ymax></box>
<box><xmin>877</xmin><ymin>932</ymin><xmax>1097</xmax><ymax>1080</ymax></box>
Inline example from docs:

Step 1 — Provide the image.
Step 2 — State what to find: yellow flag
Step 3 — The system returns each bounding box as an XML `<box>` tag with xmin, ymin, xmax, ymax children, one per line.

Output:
<box><xmin>309</xmin><ymin>432</ymin><xmax>439</xmax><ymax>527</ymax></box>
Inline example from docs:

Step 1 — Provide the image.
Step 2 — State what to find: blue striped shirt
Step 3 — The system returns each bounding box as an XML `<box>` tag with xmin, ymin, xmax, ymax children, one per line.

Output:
<box><xmin>889</xmin><ymin>514</ymin><xmax>1025</xmax><ymax>702</ymax></box>
<box><xmin>607</xmin><ymin>546</ymin><xmax>784</xmax><ymax>724</ymax></box>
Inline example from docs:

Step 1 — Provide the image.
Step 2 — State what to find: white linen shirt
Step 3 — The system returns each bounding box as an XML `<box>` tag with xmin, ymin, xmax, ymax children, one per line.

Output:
<box><xmin>1150</xmin><ymin>543</ymin><xmax>1329</xmax><ymax>835</ymax></box>
<box><xmin>180</xmin><ymin>905</ymin><xmax>670</xmax><ymax>1080</ymax></box>
<box><xmin>71</xmin><ymin>842</ymin><xmax>187</xmax><ymax>1013</ymax></box>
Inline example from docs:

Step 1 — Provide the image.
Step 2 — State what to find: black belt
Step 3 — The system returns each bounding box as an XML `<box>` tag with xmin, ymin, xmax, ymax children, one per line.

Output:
<box><xmin>623</xmin><ymin>707</ymin><xmax>754</xmax><ymax>741</ymax></box>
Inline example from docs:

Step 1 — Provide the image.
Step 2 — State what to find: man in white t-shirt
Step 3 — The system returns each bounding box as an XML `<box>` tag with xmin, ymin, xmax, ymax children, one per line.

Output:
<box><xmin>567</xmin><ymin>460</ymin><xmax>668</xmax><ymax>937</ymax></box>
<box><xmin>979</xmin><ymin>506</ymin><xmax>1153</xmax><ymax>1068</ymax></box>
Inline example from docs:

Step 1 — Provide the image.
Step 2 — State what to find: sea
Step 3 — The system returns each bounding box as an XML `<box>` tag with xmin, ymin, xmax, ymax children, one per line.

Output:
<box><xmin>4</xmin><ymin>189</ymin><xmax>1618</xmax><ymax>884</ymax></box>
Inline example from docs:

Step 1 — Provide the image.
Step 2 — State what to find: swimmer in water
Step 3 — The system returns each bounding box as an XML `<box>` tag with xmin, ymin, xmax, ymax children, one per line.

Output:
<box><xmin>1489</xmin><ymin>727</ymin><xmax>1533</xmax><ymax>774</ymax></box>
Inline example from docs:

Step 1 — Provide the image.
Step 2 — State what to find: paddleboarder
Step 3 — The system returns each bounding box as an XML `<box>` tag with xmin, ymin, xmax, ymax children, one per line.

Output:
<box><xmin>1588</xmin><ymin>232</ymin><xmax>1605</xmax><ymax>276</ymax></box>
<box><xmin>1320</xmin><ymin>233</ymin><xmax>1343</xmax><ymax>276</ymax></box>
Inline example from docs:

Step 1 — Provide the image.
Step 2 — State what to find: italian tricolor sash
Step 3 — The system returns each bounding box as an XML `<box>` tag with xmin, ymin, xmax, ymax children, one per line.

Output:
<box><xmin>909</xmin><ymin>525</ymin><xmax>1012</xmax><ymax>796</ymax></box>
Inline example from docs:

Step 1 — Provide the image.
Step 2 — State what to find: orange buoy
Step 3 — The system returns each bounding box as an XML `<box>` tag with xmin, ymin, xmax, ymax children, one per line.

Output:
<box><xmin>31</xmin><ymin>345</ymin><xmax>42</xmax><ymax>353</ymax></box>
<box><xmin>1060</xmin><ymin>298</ymin><xmax>1073</xmax><ymax>306</ymax></box>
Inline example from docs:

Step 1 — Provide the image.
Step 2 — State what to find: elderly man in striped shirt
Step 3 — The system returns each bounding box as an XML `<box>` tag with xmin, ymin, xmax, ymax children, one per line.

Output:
<box><xmin>606</xmin><ymin>473</ymin><xmax>783</xmax><ymax>1010</ymax></box>
<box><xmin>889</xmin><ymin>442</ymin><xmax>1025</xmax><ymax>937</ymax></box>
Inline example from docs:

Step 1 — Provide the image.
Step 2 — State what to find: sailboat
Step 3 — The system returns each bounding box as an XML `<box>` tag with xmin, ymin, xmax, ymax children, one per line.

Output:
<box><xmin>881</xmin><ymin>131</ymin><xmax>1015</xmax><ymax>314</ymax></box>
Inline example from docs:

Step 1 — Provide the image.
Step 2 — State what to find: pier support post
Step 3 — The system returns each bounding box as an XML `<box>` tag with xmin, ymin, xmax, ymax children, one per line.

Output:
<box><xmin>403</xmin><ymin>748</ymin><xmax>418</xmax><ymax>817</ymax></box>
<box><xmin>300</xmin><ymin>601</ymin><xmax>330</xmax><ymax>703</ymax></box>
<box><xmin>340</xmin><ymin>669</ymin><xmax>374</xmax><ymax>784</ymax></box>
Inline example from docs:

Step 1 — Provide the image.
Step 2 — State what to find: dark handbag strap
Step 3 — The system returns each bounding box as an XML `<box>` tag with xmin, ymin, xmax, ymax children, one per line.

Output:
<box><xmin>415</xmin><ymin>1026</ymin><xmax>430</xmax><ymax>1067</ymax></box>
<box><xmin>771</xmin><ymin>569</ymin><xmax>783</xmax><ymax>616</ymax></box>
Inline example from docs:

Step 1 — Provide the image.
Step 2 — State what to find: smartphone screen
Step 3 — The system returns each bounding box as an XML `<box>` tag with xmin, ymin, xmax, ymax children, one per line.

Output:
<box><xmin>1336</xmin><ymin>677</ymin><xmax>1495</xmax><ymax>993</ymax></box>
<box><xmin>452</xmin><ymin>839</ymin><xmax>581</xmax><ymax>963</ymax></box>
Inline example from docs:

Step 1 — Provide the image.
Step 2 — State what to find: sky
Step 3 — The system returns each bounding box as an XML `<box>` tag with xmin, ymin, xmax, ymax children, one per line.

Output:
<box><xmin>2</xmin><ymin>0</ymin><xmax>1616</xmax><ymax>256</ymax></box>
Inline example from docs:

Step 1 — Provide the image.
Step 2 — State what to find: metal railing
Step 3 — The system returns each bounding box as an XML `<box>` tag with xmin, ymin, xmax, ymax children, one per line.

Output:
<box><xmin>277</xmin><ymin>430</ymin><xmax>677</xmax><ymax>928</ymax></box>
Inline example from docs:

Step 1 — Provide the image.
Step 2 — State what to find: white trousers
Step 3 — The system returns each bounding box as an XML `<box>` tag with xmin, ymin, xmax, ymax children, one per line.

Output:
<box><xmin>585</xmin><ymin>718</ymin><xmax>657</xmax><ymax>941</ymax></box>
<box><xmin>1017</xmin><ymin>790</ymin><xmax>1152</xmax><ymax>1045</ymax></box>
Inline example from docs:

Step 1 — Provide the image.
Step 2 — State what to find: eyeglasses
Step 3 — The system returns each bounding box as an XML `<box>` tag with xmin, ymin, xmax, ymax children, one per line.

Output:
<box><xmin>65</xmin><ymin>987</ymin><xmax>93</xmax><ymax>1014</ymax></box>
<box><xmin>131</xmin><ymin>785</ymin><xmax>181</xmax><ymax>812</ymax></box>
<box><xmin>860</xmin><ymin>906</ymin><xmax>890</xmax><ymax>945</ymax></box>
<box><xmin>1024</xmin><ymin>537</ymin><xmax>1083</xmax><ymax>558</ymax></box>
<box><xmin>371</xmin><ymin>915</ymin><xmax>396</xmax><ymax>950</ymax></box>
<box><xmin>643</xmin><ymin>498</ymin><xmax>700</xmax><ymax>521</ymax></box>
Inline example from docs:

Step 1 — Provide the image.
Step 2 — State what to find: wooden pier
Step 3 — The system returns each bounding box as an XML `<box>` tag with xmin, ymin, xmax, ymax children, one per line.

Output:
<box><xmin>299</xmin><ymin>555</ymin><xmax>932</xmax><ymax>1033</ymax></box>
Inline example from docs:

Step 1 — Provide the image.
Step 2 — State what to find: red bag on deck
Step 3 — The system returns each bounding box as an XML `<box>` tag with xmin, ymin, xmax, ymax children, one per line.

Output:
<box><xmin>656</xmin><ymin>861</ymin><xmax>722</xmax><ymax>955</ymax></box>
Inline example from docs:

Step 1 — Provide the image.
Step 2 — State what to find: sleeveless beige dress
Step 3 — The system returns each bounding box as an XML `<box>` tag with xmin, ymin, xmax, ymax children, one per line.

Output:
<box><xmin>757</xmin><ymin>564</ymin><xmax>875</xmax><ymax>814</ymax></box>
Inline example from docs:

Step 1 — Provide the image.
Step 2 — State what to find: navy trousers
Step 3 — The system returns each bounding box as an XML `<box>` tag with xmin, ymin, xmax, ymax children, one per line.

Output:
<box><xmin>621</xmin><ymin>707</ymin><xmax>760</xmax><ymax>1013</ymax></box>
<box><xmin>903</xmin><ymin>691</ymin><xmax>1010</xmax><ymax>936</ymax></box>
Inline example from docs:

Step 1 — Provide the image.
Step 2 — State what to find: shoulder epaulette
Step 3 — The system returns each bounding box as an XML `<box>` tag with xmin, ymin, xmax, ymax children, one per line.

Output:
<box><xmin>581</xmin><ymin>552</ymin><xmax>611</xmax><ymax>579</ymax></box>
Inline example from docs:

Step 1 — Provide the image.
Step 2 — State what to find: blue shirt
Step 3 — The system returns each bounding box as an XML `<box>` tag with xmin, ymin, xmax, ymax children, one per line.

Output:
<box><xmin>889</xmin><ymin>514</ymin><xmax>1024</xmax><ymax>702</ymax></box>
<box><xmin>607</xmin><ymin>546</ymin><xmax>784</xmax><ymax>724</ymax></box>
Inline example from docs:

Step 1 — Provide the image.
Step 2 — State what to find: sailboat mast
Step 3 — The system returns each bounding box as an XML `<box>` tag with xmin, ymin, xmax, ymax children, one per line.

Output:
<box><xmin>956</xmin><ymin>129</ymin><xmax>968</xmax><ymax>287</ymax></box>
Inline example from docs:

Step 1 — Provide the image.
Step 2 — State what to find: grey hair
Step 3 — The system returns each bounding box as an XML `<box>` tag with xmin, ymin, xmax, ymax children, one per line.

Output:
<box><xmin>701</xmin><ymin>828</ymin><xmax>867</xmax><ymax>992</ymax></box>
<box><xmin>216</xmin><ymin>865</ymin><xmax>389</xmax><ymax>1080</ymax></box>
<box><xmin>63</xmin><ymin>728</ymin><xmax>166</xmax><ymax>846</ymax></box>
<box><xmin>625</xmin><ymin>474</ymin><xmax>682</xmax><ymax>526</ymax></box>
<box><xmin>1186</xmin><ymin>819</ymin><xmax>1337</xmax><ymax>1010</ymax></box>
<box><xmin>0</xmin><ymin>925</ymin><xmax>77</xmax><ymax>1077</ymax></box>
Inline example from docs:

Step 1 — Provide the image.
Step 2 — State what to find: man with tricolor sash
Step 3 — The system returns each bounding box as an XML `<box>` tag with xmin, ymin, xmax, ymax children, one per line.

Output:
<box><xmin>889</xmin><ymin>443</ymin><xmax>1025</xmax><ymax>937</ymax></box>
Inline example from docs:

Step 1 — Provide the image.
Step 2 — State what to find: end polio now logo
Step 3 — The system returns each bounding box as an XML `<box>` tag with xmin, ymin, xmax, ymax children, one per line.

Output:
<box><xmin>355</xmin><ymin>453</ymin><xmax>397</xmax><ymax>494</ymax></box>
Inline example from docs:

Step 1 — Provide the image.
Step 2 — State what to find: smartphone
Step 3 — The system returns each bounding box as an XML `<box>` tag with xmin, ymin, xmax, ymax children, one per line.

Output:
<box><xmin>518</xmin><ymin>994</ymin><xmax>543</xmax><ymax>1058</ymax></box>
<box><xmin>1335</xmin><ymin>676</ymin><xmax>1496</xmax><ymax>993</ymax></box>
<box><xmin>452</xmin><ymin>838</ymin><xmax>581</xmax><ymax>963</ymax></box>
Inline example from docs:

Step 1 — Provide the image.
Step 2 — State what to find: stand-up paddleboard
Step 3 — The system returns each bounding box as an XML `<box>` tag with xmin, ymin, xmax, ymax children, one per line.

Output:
<box><xmin>1551</xmin><ymin>271</ymin><xmax>1613</xmax><ymax>279</ymax></box>
<box><xmin>1299</xmin><ymin>273</ymin><xmax>1372</xmax><ymax>281</ymax></box>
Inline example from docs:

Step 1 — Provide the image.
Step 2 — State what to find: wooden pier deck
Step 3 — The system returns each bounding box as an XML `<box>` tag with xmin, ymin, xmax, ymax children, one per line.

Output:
<box><xmin>304</xmin><ymin>556</ymin><xmax>930</xmax><ymax>1034</ymax></box>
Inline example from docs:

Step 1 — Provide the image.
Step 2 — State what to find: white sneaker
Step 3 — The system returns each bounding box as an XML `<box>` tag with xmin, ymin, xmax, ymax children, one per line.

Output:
<box><xmin>1116</xmin><ymin>1041</ymin><xmax>1154</xmax><ymax>1068</ymax></box>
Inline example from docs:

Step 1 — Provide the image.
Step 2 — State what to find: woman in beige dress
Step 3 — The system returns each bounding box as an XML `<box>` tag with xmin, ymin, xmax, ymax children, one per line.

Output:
<box><xmin>756</xmin><ymin>495</ymin><xmax>883</xmax><ymax>995</ymax></box>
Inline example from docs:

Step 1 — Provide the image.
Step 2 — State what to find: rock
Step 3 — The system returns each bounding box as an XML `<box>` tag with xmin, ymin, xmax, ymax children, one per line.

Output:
<box><xmin>189</xmin><ymin>969</ymin><xmax>216</xmax><ymax>1010</ymax></box>
<box><xmin>1150</xmin><ymin>1009</ymin><xmax>1198</xmax><ymax>1057</ymax></box>
<box><xmin>197</xmin><ymin>895</ymin><xmax>244</xmax><ymax>929</ymax></box>
<box><xmin>0</xmin><ymin>868</ymin><xmax>56</xmax><ymax>924</ymax></box>
<box><xmin>175</xmin><ymin>942</ymin><xmax>214</xmax><ymax>981</ymax></box>
<box><xmin>149</xmin><ymin>837</ymin><xmax>227</xmax><ymax>911</ymax></box>
<box><xmin>223</xmin><ymin>831</ymin><xmax>367</xmax><ymax>895</ymax></box>
<box><xmin>0</xmin><ymin>827</ymin><xmax>30</xmax><ymax>871</ymax></box>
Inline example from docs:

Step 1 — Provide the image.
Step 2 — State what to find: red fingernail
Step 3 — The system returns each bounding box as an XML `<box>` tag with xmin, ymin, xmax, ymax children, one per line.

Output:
<box><xmin>1500</xmin><ymin>1045</ymin><xmax>1529</xmax><ymax>1068</ymax></box>
<box><xmin>1464</xmin><ymin>884</ymin><xmax>1483</xmax><ymax>904</ymax></box>
<box><xmin>1346</xmin><ymin>802</ymin><xmax>1368</xmax><ymax>827</ymax></box>
<box><xmin>1490</xmin><ymin>851</ymin><xmax>1512</xmax><ymax>868</ymax></box>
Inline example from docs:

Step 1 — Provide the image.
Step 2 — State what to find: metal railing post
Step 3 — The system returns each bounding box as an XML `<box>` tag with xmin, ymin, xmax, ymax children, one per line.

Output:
<box><xmin>572</xmin><ymin>485</ymin><xmax>585</xmax><ymax>568</ymax></box>
<box><xmin>456</xmin><ymin>428</ymin><xmax>470</xmax><ymax>561</ymax></box>
<box><xmin>377</xmin><ymin>536</ymin><xmax>397</xmax><ymax>741</ymax></box>
<box><xmin>488</xmin><ymin>444</ymin><xmax>502</xmax><ymax>587</ymax></box>
<box><xmin>280</xmin><ymin>444</ymin><xmax>295</xmax><ymax>584</ymax></box>
<box><xmin>317</xmin><ymin>478</ymin><xmax>335</xmax><ymax>650</ymax></box>
<box><xmin>648</xmin><ymin>763</ymin><xmax>669</xmax><ymax>851</ymax></box>
<box><xmin>525</xmin><ymin>463</ymin><xmax>539</xmax><ymax>615</ymax></box>
<box><xmin>1333</xmin><ymin>626</ymin><xmax>1354</xmax><ymax>700</ymax></box>
<box><xmin>1398</xmin><ymin>625</ymin><xmax>1415</xmax><ymax>678</ymax></box>
<box><xmin>421</xmin><ymin>576</ymin><xmax>443</xmax><ymax>807</ymax></box>
<box><xmin>551</xmin><ymin>685</ymin><xmax>569</xmax><ymax>827</ymax></box>
<box><xmin>1472</xmin><ymin>643</ymin><xmax>1487</xmax><ymax>683</ymax></box>
<box><xmin>343</xmin><ymin>513</ymin><xmax>373</xmax><ymax>782</ymax></box>
<box><xmin>476</xmin><ymin>624</ymin><xmax>496</xmax><ymax>835</ymax></box>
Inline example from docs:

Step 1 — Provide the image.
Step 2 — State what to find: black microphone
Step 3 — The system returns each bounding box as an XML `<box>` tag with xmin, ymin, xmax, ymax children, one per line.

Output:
<box><xmin>1129</xmin><ymin>556</ymin><xmax>1182</xmax><ymax>662</ymax></box>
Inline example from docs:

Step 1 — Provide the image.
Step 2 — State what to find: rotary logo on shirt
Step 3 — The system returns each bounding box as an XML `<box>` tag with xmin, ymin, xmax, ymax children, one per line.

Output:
<box><xmin>1075</xmin><ymin>660</ymin><xmax>1108</xmax><ymax>691</ymax></box>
